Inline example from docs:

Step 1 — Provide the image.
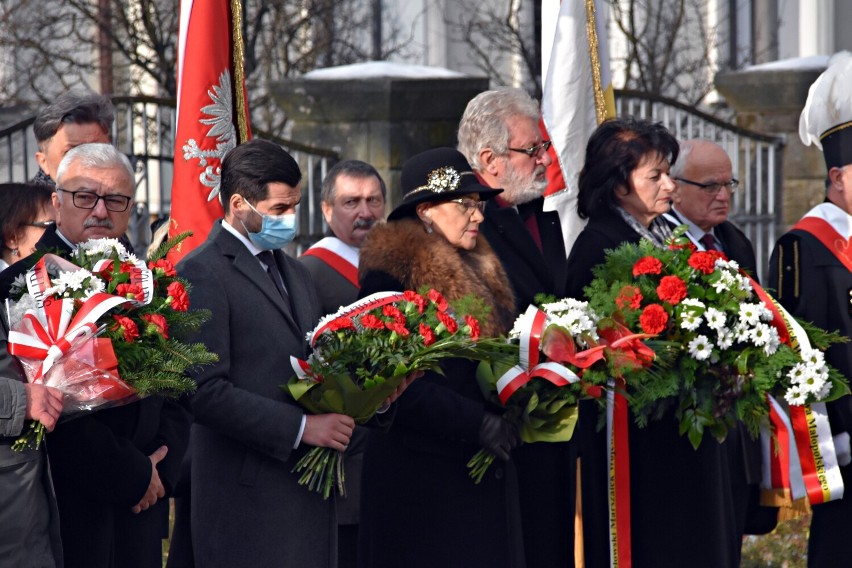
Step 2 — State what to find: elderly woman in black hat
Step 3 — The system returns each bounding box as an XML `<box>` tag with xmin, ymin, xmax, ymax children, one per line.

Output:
<box><xmin>356</xmin><ymin>148</ymin><xmax>525</xmax><ymax>568</ymax></box>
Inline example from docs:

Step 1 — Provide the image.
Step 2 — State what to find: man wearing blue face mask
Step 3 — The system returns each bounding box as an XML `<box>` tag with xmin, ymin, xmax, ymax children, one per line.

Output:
<box><xmin>177</xmin><ymin>139</ymin><xmax>356</xmax><ymax>567</ymax></box>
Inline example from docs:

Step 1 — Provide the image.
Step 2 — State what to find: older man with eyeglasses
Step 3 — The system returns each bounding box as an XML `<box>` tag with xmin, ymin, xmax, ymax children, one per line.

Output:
<box><xmin>665</xmin><ymin>139</ymin><xmax>779</xmax><ymax>558</ymax></box>
<box><xmin>0</xmin><ymin>143</ymin><xmax>190</xmax><ymax>568</ymax></box>
<box><xmin>458</xmin><ymin>87</ymin><xmax>573</xmax><ymax>568</ymax></box>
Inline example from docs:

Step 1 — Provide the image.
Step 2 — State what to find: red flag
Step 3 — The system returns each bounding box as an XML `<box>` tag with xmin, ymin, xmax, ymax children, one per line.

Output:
<box><xmin>168</xmin><ymin>0</ymin><xmax>252</xmax><ymax>263</ymax></box>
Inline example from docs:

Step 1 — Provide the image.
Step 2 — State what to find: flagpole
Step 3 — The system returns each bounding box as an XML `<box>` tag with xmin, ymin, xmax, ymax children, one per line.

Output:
<box><xmin>231</xmin><ymin>0</ymin><xmax>251</xmax><ymax>143</ymax></box>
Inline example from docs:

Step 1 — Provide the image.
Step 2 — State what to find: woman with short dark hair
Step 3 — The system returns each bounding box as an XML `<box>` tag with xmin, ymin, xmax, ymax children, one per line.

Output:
<box><xmin>0</xmin><ymin>183</ymin><xmax>54</xmax><ymax>271</ymax></box>
<box><xmin>567</xmin><ymin>117</ymin><xmax>742</xmax><ymax>568</ymax></box>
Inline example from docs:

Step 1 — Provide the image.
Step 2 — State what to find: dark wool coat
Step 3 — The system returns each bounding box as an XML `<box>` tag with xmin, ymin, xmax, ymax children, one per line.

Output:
<box><xmin>768</xmin><ymin>203</ymin><xmax>852</xmax><ymax>568</ymax></box>
<box><xmin>356</xmin><ymin>218</ymin><xmax>525</xmax><ymax>568</ymax></box>
<box><xmin>0</xmin><ymin>225</ymin><xmax>190</xmax><ymax>568</ymax></box>
<box><xmin>480</xmin><ymin>197</ymin><xmax>577</xmax><ymax>568</ymax></box>
<box><xmin>567</xmin><ymin>209</ymin><xmax>742</xmax><ymax>568</ymax></box>
<box><xmin>178</xmin><ymin>222</ymin><xmax>333</xmax><ymax>568</ymax></box>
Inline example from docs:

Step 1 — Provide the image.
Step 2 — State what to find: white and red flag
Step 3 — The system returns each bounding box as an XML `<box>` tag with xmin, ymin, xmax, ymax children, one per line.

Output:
<box><xmin>168</xmin><ymin>0</ymin><xmax>252</xmax><ymax>263</ymax></box>
<box><xmin>540</xmin><ymin>0</ymin><xmax>616</xmax><ymax>257</ymax></box>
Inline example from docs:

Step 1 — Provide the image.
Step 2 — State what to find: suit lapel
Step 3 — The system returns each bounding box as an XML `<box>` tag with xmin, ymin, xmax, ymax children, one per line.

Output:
<box><xmin>215</xmin><ymin>227</ymin><xmax>301</xmax><ymax>335</ymax></box>
<box><xmin>486</xmin><ymin>203</ymin><xmax>554</xmax><ymax>289</ymax></box>
<box><xmin>276</xmin><ymin>251</ymin><xmax>314</xmax><ymax>337</ymax></box>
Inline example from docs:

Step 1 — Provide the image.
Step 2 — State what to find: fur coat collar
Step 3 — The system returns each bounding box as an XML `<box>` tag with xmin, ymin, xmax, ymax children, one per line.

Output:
<box><xmin>359</xmin><ymin>218</ymin><xmax>516</xmax><ymax>337</ymax></box>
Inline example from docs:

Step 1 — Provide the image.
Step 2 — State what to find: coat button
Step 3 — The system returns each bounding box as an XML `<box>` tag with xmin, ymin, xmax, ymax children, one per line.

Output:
<box><xmin>494</xmin><ymin>466</ymin><xmax>504</xmax><ymax>480</ymax></box>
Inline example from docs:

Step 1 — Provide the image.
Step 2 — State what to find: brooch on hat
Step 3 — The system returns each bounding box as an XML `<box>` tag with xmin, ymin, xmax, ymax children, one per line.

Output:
<box><xmin>410</xmin><ymin>167</ymin><xmax>470</xmax><ymax>196</ymax></box>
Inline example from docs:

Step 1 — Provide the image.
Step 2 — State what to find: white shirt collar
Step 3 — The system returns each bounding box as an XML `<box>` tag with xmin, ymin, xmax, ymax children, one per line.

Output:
<box><xmin>222</xmin><ymin>219</ymin><xmax>263</xmax><ymax>257</ymax></box>
<box><xmin>55</xmin><ymin>229</ymin><xmax>75</xmax><ymax>250</ymax></box>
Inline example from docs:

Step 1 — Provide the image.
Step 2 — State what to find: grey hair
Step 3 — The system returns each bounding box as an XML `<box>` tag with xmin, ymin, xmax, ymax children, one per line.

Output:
<box><xmin>321</xmin><ymin>160</ymin><xmax>387</xmax><ymax>203</ymax></box>
<box><xmin>670</xmin><ymin>140</ymin><xmax>698</xmax><ymax>179</ymax></box>
<box><xmin>457</xmin><ymin>87</ymin><xmax>541</xmax><ymax>171</ymax></box>
<box><xmin>55</xmin><ymin>144</ymin><xmax>135</xmax><ymax>193</ymax></box>
<box><xmin>33</xmin><ymin>91</ymin><xmax>114</xmax><ymax>148</ymax></box>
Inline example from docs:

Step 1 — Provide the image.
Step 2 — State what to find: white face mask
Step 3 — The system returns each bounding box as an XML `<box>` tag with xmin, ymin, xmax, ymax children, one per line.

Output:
<box><xmin>241</xmin><ymin>199</ymin><xmax>297</xmax><ymax>250</ymax></box>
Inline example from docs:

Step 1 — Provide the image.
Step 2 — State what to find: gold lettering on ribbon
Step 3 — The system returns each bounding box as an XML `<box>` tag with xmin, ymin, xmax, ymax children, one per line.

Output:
<box><xmin>805</xmin><ymin>406</ymin><xmax>831</xmax><ymax>501</ymax></box>
<box><xmin>608</xmin><ymin>429</ymin><xmax>619</xmax><ymax>567</ymax></box>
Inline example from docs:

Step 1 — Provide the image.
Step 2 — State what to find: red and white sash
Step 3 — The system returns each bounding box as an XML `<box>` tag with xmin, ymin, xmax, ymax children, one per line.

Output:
<box><xmin>791</xmin><ymin>202</ymin><xmax>852</xmax><ymax>272</ymax></box>
<box><xmin>302</xmin><ymin>237</ymin><xmax>360</xmax><ymax>288</ymax></box>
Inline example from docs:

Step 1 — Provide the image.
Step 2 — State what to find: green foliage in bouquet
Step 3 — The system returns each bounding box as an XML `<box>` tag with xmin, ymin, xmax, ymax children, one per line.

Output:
<box><xmin>8</xmin><ymin>233</ymin><xmax>217</xmax><ymax>450</ymax></box>
<box><xmin>582</xmin><ymin>227</ymin><xmax>848</xmax><ymax>448</ymax></box>
<box><xmin>284</xmin><ymin>288</ymin><xmax>509</xmax><ymax>498</ymax></box>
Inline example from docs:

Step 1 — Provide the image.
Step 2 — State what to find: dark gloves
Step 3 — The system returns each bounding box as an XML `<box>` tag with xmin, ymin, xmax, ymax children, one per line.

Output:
<box><xmin>478</xmin><ymin>412</ymin><xmax>521</xmax><ymax>461</ymax></box>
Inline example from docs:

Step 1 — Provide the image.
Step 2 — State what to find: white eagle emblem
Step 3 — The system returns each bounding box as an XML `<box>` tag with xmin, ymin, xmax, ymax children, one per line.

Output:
<box><xmin>182</xmin><ymin>70</ymin><xmax>238</xmax><ymax>202</ymax></box>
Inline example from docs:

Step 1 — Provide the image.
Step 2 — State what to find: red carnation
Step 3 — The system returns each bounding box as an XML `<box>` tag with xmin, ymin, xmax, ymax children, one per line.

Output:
<box><xmin>427</xmin><ymin>289</ymin><xmax>449</xmax><ymax>311</ymax></box>
<box><xmin>112</xmin><ymin>315</ymin><xmax>140</xmax><ymax>343</ymax></box>
<box><xmin>119</xmin><ymin>262</ymin><xmax>136</xmax><ymax>274</ymax></box>
<box><xmin>328</xmin><ymin>317</ymin><xmax>355</xmax><ymax>331</ymax></box>
<box><xmin>615</xmin><ymin>285</ymin><xmax>643</xmax><ymax>311</ymax></box>
<box><xmin>142</xmin><ymin>313</ymin><xmax>169</xmax><ymax>339</ymax></box>
<box><xmin>687</xmin><ymin>251</ymin><xmax>717</xmax><ymax>275</ymax></box>
<box><xmin>656</xmin><ymin>275</ymin><xmax>688</xmax><ymax>305</ymax></box>
<box><xmin>669</xmin><ymin>241</ymin><xmax>697</xmax><ymax>252</ymax></box>
<box><xmin>360</xmin><ymin>314</ymin><xmax>385</xmax><ymax>329</ymax></box>
<box><xmin>403</xmin><ymin>290</ymin><xmax>427</xmax><ymax>314</ymax></box>
<box><xmin>419</xmin><ymin>323</ymin><xmax>436</xmax><ymax>346</ymax></box>
<box><xmin>167</xmin><ymin>282</ymin><xmax>189</xmax><ymax>312</ymax></box>
<box><xmin>638</xmin><ymin>304</ymin><xmax>668</xmax><ymax>335</ymax></box>
<box><xmin>436</xmin><ymin>310</ymin><xmax>458</xmax><ymax>334</ymax></box>
<box><xmin>632</xmin><ymin>256</ymin><xmax>663</xmax><ymax>276</ymax></box>
<box><xmin>386</xmin><ymin>321</ymin><xmax>410</xmax><ymax>337</ymax></box>
<box><xmin>464</xmin><ymin>315</ymin><xmax>480</xmax><ymax>341</ymax></box>
<box><xmin>149</xmin><ymin>258</ymin><xmax>177</xmax><ymax>277</ymax></box>
<box><xmin>116</xmin><ymin>282</ymin><xmax>145</xmax><ymax>303</ymax></box>
<box><xmin>382</xmin><ymin>304</ymin><xmax>406</xmax><ymax>324</ymax></box>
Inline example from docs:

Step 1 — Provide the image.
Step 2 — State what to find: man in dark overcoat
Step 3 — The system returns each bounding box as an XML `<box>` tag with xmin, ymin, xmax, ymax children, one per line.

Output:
<box><xmin>178</xmin><ymin>139</ymin><xmax>355</xmax><ymax>568</ymax></box>
<box><xmin>0</xmin><ymin>143</ymin><xmax>190</xmax><ymax>568</ymax></box>
<box><xmin>458</xmin><ymin>87</ymin><xmax>574</xmax><ymax>568</ymax></box>
<box><xmin>769</xmin><ymin>51</ymin><xmax>852</xmax><ymax>568</ymax></box>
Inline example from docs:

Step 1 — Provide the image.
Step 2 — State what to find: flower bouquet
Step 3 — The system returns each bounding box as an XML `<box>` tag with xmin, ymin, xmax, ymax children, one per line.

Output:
<box><xmin>284</xmin><ymin>288</ymin><xmax>507</xmax><ymax>498</ymax></box>
<box><xmin>582</xmin><ymin>227</ymin><xmax>848</xmax><ymax>449</ymax></box>
<box><xmin>7</xmin><ymin>234</ymin><xmax>217</xmax><ymax>450</ymax></box>
<box><xmin>468</xmin><ymin>297</ymin><xmax>656</xmax><ymax>482</ymax></box>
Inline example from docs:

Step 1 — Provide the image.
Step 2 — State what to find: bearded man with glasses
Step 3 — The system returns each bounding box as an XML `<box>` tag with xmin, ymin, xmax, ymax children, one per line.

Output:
<box><xmin>0</xmin><ymin>143</ymin><xmax>190</xmax><ymax>568</ymax></box>
<box><xmin>458</xmin><ymin>87</ymin><xmax>573</xmax><ymax>568</ymax></box>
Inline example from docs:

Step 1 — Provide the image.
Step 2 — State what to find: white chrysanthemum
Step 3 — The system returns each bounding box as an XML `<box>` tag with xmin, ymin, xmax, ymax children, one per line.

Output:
<box><xmin>757</xmin><ymin>305</ymin><xmax>773</xmax><ymax>322</ymax></box>
<box><xmin>784</xmin><ymin>385</ymin><xmax>808</xmax><ymax>406</ymax></box>
<box><xmin>6</xmin><ymin>294</ymin><xmax>37</xmax><ymax>328</ymax></box>
<box><xmin>680</xmin><ymin>312</ymin><xmax>703</xmax><ymax>331</ymax></box>
<box><xmin>749</xmin><ymin>323</ymin><xmax>773</xmax><ymax>347</ymax></box>
<box><xmin>762</xmin><ymin>327</ymin><xmax>781</xmax><ymax>355</ymax></box>
<box><xmin>716</xmin><ymin>259</ymin><xmax>740</xmax><ymax>272</ymax></box>
<box><xmin>54</xmin><ymin>269</ymin><xmax>93</xmax><ymax>292</ymax></box>
<box><xmin>83</xmin><ymin>276</ymin><xmax>106</xmax><ymax>298</ymax></box>
<box><xmin>76</xmin><ymin>238</ymin><xmax>127</xmax><ymax>258</ymax></box>
<box><xmin>801</xmin><ymin>348</ymin><xmax>825</xmax><ymax>368</ymax></box>
<box><xmin>787</xmin><ymin>362</ymin><xmax>809</xmax><ymax>385</ymax></box>
<box><xmin>815</xmin><ymin>380</ymin><xmax>832</xmax><ymax>400</ymax></box>
<box><xmin>680</xmin><ymin>298</ymin><xmax>706</xmax><ymax>311</ymax></box>
<box><xmin>712</xmin><ymin>272</ymin><xmax>736</xmax><ymax>293</ymax></box>
<box><xmin>688</xmin><ymin>335</ymin><xmax>714</xmax><ymax>360</ymax></box>
<box><xmin>734</xmin><ymin>322</ymin><xmax>751</xmax><ymax>343</ymax></box>
<box><xmin>704</xmin><ymin>307</ymin><xmax>726</xmax><ymax>330</ymax></box>
<box><xmin>798</xmin><ymin>366</ymin><xmax>827</xmax><ymax>395</ymax></box>
<box><xmin>9</xmin><ymin>273</ymin><xmax>27</xmax><ymax>295</ymax></box>
<box><xmin>739</xmin><ymin>303</ymin><xmax>763</xmax><ymax>326</ymax></box>
<box><xmin>716</xmin><ymin>329</ymin><xmax>734</xmax><ymax>350</ymax></box>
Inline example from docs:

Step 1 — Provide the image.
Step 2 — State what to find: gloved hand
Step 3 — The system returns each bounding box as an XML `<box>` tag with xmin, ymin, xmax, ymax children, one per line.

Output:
<box><xmin>478</xmin><ymin>412</ymin><xmax>521</xmax><ymax>461</ymax></box>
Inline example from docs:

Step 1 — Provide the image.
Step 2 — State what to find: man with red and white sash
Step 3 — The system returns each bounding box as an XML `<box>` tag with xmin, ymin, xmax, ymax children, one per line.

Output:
<box><xmin>299</xmin><ymin>159</ymin><xmax>386</xmax><ymax>568</ymax></box>
<box><xmin>300</xmin><ymin>160</ymin><xmax>386</xmax><ymax>314</ymax></box>
<box><xmin>768</xmin><ymin>50</ymin><xmax>852</xmax><ymax>568</ymax></box>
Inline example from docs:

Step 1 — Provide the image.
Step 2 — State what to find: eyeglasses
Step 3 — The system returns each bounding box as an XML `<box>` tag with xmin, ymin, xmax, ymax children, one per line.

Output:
<box><xmin>447</xmin><ymin>198</ymin><xmax>486</xmax><ymax>214</ymax></box>
<box><xmin>26</xmin><ymin>221</ymin><xmax>54</xmax><ymax>228</ymax></box>
<box><xmin>57</xmin><ymin>188</ymin><xmax>132</xmax><ymax>212</ymax></box>
<box><xmin>508</xmin><ymin>140</ymin><xmax>552</xmax><ymax>158</ymax></box>
<box><xmin>675</xmin><ymin>177</ymin><xmax>739</xmax><ymax>194</ymax></box>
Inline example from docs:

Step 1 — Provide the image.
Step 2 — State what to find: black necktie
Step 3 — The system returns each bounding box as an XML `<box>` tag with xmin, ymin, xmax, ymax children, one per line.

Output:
<box><xmin>256</xmin><ymin>250</ymin><xmax>289</xmax><ymax>302</ymax></box>
<box><xmin>700</xmin><ymin>233</ymin><xmax>718</xmax><ymax>251</ymax></box>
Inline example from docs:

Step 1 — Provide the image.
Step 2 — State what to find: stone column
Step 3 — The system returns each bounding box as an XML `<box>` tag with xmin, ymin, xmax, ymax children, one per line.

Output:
<box><xmin>716</xmin><ymin>60</ymin><xmax>828</xmax><ymax>227</ymax></box>
<box><xmin>269</xmin><ymin>63</ymin><xmax>489</xmax><ymax>210</ymax></box>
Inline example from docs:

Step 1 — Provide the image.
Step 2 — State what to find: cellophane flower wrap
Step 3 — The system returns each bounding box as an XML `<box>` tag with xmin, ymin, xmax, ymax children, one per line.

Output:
<box><xmin>582</xmin><ymin>228</ymin><xmax>849</xmax><ymax>449</ymax></box>
<box><xmin>283</xmin><ymin>288</ymin><xmax>508</xmax><ymax>499</ymax></box>
<box><xmin>6</xmin><ymin>233</ymin><xmax>217</xmax><ymax>450</ymax></box>
<box><xmin>468</xmin><ymin>297</ymin><xmax>655</xmax><ymax>483</ymax></box>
